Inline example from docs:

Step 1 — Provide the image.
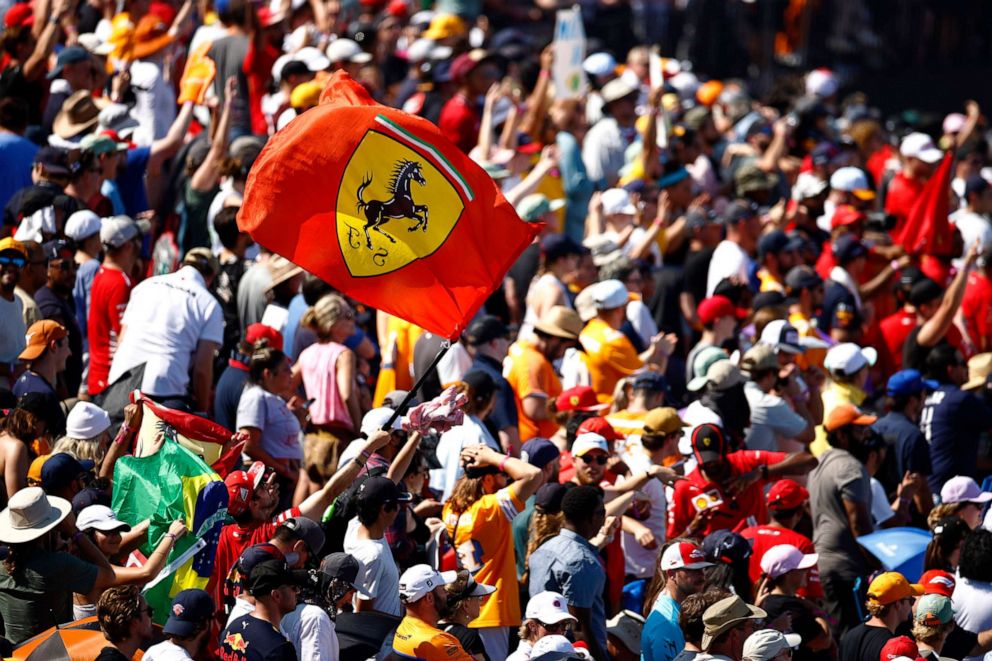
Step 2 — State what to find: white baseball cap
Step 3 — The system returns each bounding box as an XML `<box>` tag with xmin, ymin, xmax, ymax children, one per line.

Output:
<box><xmin>582</xmin><ymin>52</ymin><xmax>616</xmax><ymax>77</ymax></box>
<box><xmin>66</xmin><ymin>401</ymin><xmax>111</xmax><ymax>439</ymax></box>
<box><xmin>397</xmin><ymin>564</ymin><xmax>457</xmax><ymax>603</ymax></box>
<box><xmin>326</xmin><ymin>38</ymin><xmax>373</xmax><ymax>64</ymax></box>
<box><xmin>76</xmin><ymin>504</ymin><xmax>131</xmax><ymax>533</ymax></box>
<box><xmin>600</xmin><ymin>188</ymin><xmax>637</xmax><ymax>216</ymax></box>
<box><xmin>571</xmin><ymin>433</ymin><xmax>609</xmax><ymax>458</ymax></box>
<box><xmin>525</xmin><ymin>591</ymin><xmax>578</xmax><ymax>624</ymax></box>
<box><xmin>64</xmin><ymin>210</ymin><xmax>102</xmax><ymax>241</ymax></box>
<box><xmin>360</xmin><ymin>407</ymin><xmax>404</xmax><ymax>437</ymax></box>
<box><xmin>531</xmin><ymin>635</ymin><xmax>578</xmax><ymax>661</ymax></box>
<box><xmin>742</xmin><ymin>629</ymin><xmax>802</xmax><ymax>661</ymax></box>
<box><xmin>588</xmin><ymin>279</ymin><xmax>629</xmax><ymax>311</ymax></box>
<box><xmin>829</xmin><ymin>167</ymin><xmax>876</xmax><ymax>200</ymax></box>
<box><xmin>939</xmin><ymin>476</ymin><xmax>992</xmax><ymax>505</ymax></box>
<box><xmin>661</xmin><ymin>541</ymin><xmax>714</xmax><ymax>571</ymax></box>
<box><xmin>294</xmin><ymin>46</ymin><xmax>330</xmax><ymax>73</ymax></box>
<box><xmin>900</xmin><ymin>132</ymin><xmax>943</xmax><ymax>164</ymax></box>
<box><xmin>805</xmin><ymin>68</ymin><xmax>838</xmax><ymax>98</ymax></box>
<box><xmin>759</xmin><ymin>544</ymin><xmax>818</xmax><ymax>579</ymax></box>
<box><xmin>943</xmin><ymin>113</ymin><xmax>967</xmax><ymax>135</ymax></box>
<box><xmin>824</xmin><ymin>342</ymin><xmax>877</xmax><ymax>376</ymax></box>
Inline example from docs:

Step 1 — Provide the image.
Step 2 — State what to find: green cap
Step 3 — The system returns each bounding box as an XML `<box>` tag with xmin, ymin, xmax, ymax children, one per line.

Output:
<box><xmin>80</xmin><ymin>134</ymin><xmax>126</xmax><ymax>155</ymax></box>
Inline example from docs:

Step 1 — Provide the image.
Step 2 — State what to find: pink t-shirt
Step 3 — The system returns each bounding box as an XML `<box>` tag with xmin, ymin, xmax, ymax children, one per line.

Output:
<box><xmin>297</xmin><ymin>341</ymin><xmax>352</xmax><ymax>428</ymax></box>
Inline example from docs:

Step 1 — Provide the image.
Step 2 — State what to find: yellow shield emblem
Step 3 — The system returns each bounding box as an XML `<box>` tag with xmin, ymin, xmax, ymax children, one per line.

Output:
<box><xmin>336</xmin><ymin>129</ymin><xmax>465</xmax><ymax>278</ymax></box>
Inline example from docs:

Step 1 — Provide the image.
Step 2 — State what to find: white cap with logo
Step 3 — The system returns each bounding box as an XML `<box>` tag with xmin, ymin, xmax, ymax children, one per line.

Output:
<box><xmin>398</xmin><ymin>564</ymin><xmax>457</xmax><ymax>603</ymax></box>
<box><xmin>525</xmin><ymin>591</ymin><xmax>577</xmax><ymax>624</ymax></box>
<box><xmin>742</xmin><ymin>629</ymin><xmax>802</xmax><ymax>661</ymax></box>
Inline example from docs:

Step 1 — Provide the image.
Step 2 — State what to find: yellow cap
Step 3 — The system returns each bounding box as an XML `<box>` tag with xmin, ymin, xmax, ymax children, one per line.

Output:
<box><xmin>290</xmin><ymin>80</ymin><xmax>323</xmax><ymax>109</ymax></box>
<box><xmin>422</xmin><ymin>13</ymin><xmax>466</xmax><ymax>41</ymax></box>
<box><xmin>27</xmin><ymin>454</ymin><xmax>51</xmax><ymax>486</ymax></box>
<box><xmin>867</xmin><ymin>572</ymin><xmax>924</xmax><ymax>605</ymax></box>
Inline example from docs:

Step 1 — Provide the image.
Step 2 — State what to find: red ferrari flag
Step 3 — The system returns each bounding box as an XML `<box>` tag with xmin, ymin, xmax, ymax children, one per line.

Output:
<box><xmin>894</xmin><ymin>152</ymin><xmax>954</xmax><ymax>257</ymax></box>
<box><xmin>238</xmin><ymin>72</ymin><xmax>539</xmax><ymax>339</ymax></box>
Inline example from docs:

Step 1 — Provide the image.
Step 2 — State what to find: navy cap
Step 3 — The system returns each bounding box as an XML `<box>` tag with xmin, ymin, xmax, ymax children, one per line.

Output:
<box><xmin>319</xmin><ymin>552</ymin><xmax>371</xmax><ymax>597</ymax></box>
<box><xmin>355</xmin><ymin>476</ymin><xmax>412</xmax><ymax>509</ymax></box>
<box><xmin>758</xmin><ymin>229</ymin><xmax>804</xmax><ymax>259</ymax></box>
<box><xmin>47</xmin><ymin>45</ymin><xmax>90</xmax><ymax>80</ymax></box>
<box><xmin>245</xmin><ymin>558</ymin><xmax>309</xmax><ymax>596</ymax></box>
<box><xmin>702</xmin><ymin>529</ymin><xmax>752</xmax><ymax>565</ymax></box>
<box><xmin>540</xmin><ymin>233</ymin><xmax>584</xmax><ymax>263</ymax></box>
<box><xmin>964</xmin><ymin>175</ymin><xmax>990</xmax><ymax>200</ymax></box>
<box><xmin>833</xmin><ymin>234</ymin><xmax>868</xmax><ymax>265</ymax></box>
<box><xmin>887</xmin><ymin>369</ymin><xmax>939</xmax><ymax>397</ymax></box>
<box><xmin>811</xmin><ymin>142</ymin><xmax>840</xmax><ymax>166</ymax></box>
<box><xmin>71</xmin><ymin>486</ymin><xmax>111</xmax><ymax>515</ymax></box>
<box><xmin>534</xmin><ymin>482</ymin><xmax>569</xmax><ymax>514</ymax></box>
<box><xmin>785</xmin><ymin>265</ymin><xmax>823</xmax><ymax>293</ymax></box>
<box><xmin>465</xmin><ymin>315</ymin><xmax>509</xmax><ymax>346</ymax></box>
<box><xmin>33</xmin><ymin>146</ymin><xmax>70</xmax><ymax>175</ymax></box>
<box><xmin>237</xmin><ymin>543</ymin><xmax>284</xmax><ymax>577</ymax></box>
<box><xmin>162</xmin><ymin>589</ymin><xmax>215</xmax><ymax>637</ymax></box>
<box><xmin>721</xmin><ymin>200</ymin><xmax>759</xmax><ymax>225</ymax></box>
<box><xmin>633</xmin><ymin>371</ymin><xmax>668</xmax><ymax>391</ymax></box>
<box><xmin>521</xmin><ymin>438</ymin><xmax>560</xmax><ymax>470</ymax></box>
<box><xmin>41</xmin><ymin>453</ymin><xmax>94</xmax><ymax>493</ymax></box>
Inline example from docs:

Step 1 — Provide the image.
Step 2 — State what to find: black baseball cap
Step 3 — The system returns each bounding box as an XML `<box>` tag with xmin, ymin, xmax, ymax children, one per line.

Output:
<box><xmin>690</xmin><ymin>423</ymin><xmax>726</xmax><ymax>464</ymax></box>
<box><xmin>465</xmin><ymin>315</ymin><xmax>509</xmax><ymax>346</ymax></box>
<box><xmin>355</xmin><ymin>476</ymin><xmax>412</xmax><ymax>509</ymax></box>
<box><xmin>785</xmin><ymin>265</ymin><xmax>823</xmax><ymax>293</ymax></box>
<box><xmin>909</xmin><ymin>278</ymin><xmax>943</xmax><ymax>306</ymax></box>
<box><xmin>162</xmin><ymin>589</ymin><xmax>215</xmax><ymax>637</ymax></box>
<box><xmin>278</xmin><ymin>517</ymin><xmax>325</xmax><ymax>557</ymax></box>
<box><xmin>319</xmin><ymin>552</ymin><xmax>371</xmax><ymax>598</ymax></box>
<box><xmin>752</xmin><ymin>290</ymin><xmax>787</xmax><ymax>312</ymax></box>
<box><xmin>71</xmin><ymin>486</ymin><xmax>111</xmax><ymax>515</ymax></box>
<box><xmin>33</xmin><ymin>146</ymin><xmax>70</xmax><ymax>175</ymax></box>
<box><xmin>535</xmin><ymin>483</ymin><xmax>569</xmax><ymax>514</ymax></box>
<box><xmin>245</xmin><ymin>558</ymin><xmax>309</xmax><ymax>596</ymax></box>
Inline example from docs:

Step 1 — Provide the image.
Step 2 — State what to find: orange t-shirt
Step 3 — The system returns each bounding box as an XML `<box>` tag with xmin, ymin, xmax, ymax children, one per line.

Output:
<box><xmin>579</xmin><ymin>318</ymin><xmax>644</xmax><ymax>403</ymax></box>
<box><xmin>504</xmin><ymin>339</ymin><xmax>562</xmax><ymax>441</ymax></box>
<box><xmin>392</xmin><ymin>614</ymin><xmax>474</xmax><ymax>660</ymax></box>
<box><xmin>442</xmin><ymin>485</ymin><xmax>525</xmax><ymax>627</ymax></box>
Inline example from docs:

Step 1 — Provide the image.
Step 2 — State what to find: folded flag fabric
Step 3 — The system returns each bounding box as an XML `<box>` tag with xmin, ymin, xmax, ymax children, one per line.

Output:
<box><xmin>404</xmin><ymin>386</ymin><xmax>467</xmax><ymax>435</ymax></box>
<box><xmin>238</xmin><ymin>71</ymin><xmax>539</xmax><ymax>340</ymax></box>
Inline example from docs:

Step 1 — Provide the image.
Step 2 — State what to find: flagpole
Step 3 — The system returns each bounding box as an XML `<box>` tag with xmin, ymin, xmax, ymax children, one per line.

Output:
<box><xmin>380</xmin><ymin>340</ymin><xmax>451</xmax><ymax>431</ymax></box>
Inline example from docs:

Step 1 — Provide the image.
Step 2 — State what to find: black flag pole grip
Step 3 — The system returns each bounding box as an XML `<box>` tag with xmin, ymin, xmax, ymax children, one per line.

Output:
<box><xmin>379</xmin><ymin>340</ymin><xmax>451</xmax><ymax>432</ymax></box>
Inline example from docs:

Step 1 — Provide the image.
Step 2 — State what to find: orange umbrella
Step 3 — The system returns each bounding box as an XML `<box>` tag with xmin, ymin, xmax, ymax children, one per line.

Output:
<box><xmin>12</xmin><ymin>617</ymin><xmax>107</xmax><ymax>660</ymax></box>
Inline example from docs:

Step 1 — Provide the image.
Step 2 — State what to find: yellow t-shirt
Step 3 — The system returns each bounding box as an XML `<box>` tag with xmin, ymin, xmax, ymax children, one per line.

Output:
<box><xmin>579</xmin><ymin>318</ymin><xmax>644</xmax><ymax>403</ymax></box>
<box><xmin>504</xmin><ymin>339</ymin><xmax>562</xmax><ymax>442</ymax></box>
<box><xmin>757</xmin><ymin>268</ymin><xmax>785</xmax><ymax>293</ymax></box>
<box><xmin>811</xmin><ymin>380</ymin><xmax>867</xmax><ymax>456</ymax></box>
<box><xmin>392</xmin><ymin>614</ymin><xmax>474</xmax><ymax>660</ymax></box>
<box><xmin>442</xmin><ymin>485</ymin><xmax>525</xmax><ymax>627</ymax></box>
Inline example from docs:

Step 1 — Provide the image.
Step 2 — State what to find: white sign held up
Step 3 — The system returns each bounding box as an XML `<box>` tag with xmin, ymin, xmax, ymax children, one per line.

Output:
<box><xmin>552</xmin><ymin>7</ymin><xmax>587</xmax><ymax>100</ymax></box>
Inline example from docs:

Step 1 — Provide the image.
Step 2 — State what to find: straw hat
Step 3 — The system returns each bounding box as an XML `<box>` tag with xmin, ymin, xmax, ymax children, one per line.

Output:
<box><xmin>533</xmin><ymin>306</ymin><xmax>583</xmax><ymax>341</ymax></box>
<box><xmin>266</xmin><ymin>255</ymin><xmax>304</xmax><ymax>290</ymax></box>
<box><xmin>53</xmin><ymin>90</ymin><xmax>109</xmax><ymax>139</ymax></box>
<box><xmin>0</xmin><ymin>487</ymin><xmax>71</xmax><ymax>544</ymax></box>
<box><xmin>963</xmin><ymin>353</ymin><xmax>992</xmax><ymax>391</ymax></box>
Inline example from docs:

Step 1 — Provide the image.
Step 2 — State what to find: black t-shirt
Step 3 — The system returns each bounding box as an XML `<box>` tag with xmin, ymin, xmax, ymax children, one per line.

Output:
<box><xmin>95</xmin><ymin>647</ymin><xmax>130</xmax><ymax>661</ymax></box>
<box><xmin>34</xmin><ymin>285</ymin><xmax>83</xmax><ymax>397</ymax></box>
<box><xmin>219</xmin><ymin>614</ymin><xmax>298</xmax><ymax>661</ymax></box>
<box><xmin>443</xmin><ymin>622</ymin><xmax>489</xmax><ymax>661</ymax></box>
<box><xmin>506</xmin><ymin>243</ymin><xmax>540</xmax><ymax>320</ymax></box>
<box><xmin>902</xmin><ymin>326</ymin><xmax>954</xmax><ymax>373</ymax></box>
<box><xmin>942</xmin><ymin>623</ymin><xmax>978</xmax><ymax>660</ymax></box>
<box><xmin>683</xmin><ymin>247</ymin><xmax>714</xmax><ymax>309</ymax></box>
<box><xmin>761</xmin><ymin>594</ymin><xmax>829</xmax><ymax>661</ymax></box>
<box><xmin>839</xmin><ymin>623</ymin><xmax>894</xmax><ymax>661</ymax></box>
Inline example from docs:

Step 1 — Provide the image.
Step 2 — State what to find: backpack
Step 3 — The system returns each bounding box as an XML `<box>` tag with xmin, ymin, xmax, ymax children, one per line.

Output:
<box><xmin>321</xmin><ymin>464</ymin><xmax>388</xmax><ymax>553</ymax></box>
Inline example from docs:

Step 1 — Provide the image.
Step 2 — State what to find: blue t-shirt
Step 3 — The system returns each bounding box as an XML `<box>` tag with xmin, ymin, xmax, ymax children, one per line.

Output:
<box><xmin>214</xmin><ymin>363</ymin><xmax>249</xmax><ymax>432</ymax></box>
<box><xmin>818</xmin><ymin>281</ymin><xmax>862</xmax><ymax>334</ymax></box>
<box><xmin>922</xmin><ymin>385</ymin><xmax>992</xmax><ymax>493</ymax></box>
<box><xmin>117</xmin><ymin>147</ymin><xmax>151</xmax><ymax>217</ymax></box>
<box><xmin>73</xmin><ymin>257</ymin><xmax>100</xmax><ymax>342</ymax></box>
<box><xmin>0</xmin><ymin>133</ymin><xmax>37</xmax><ymax>213</ymax></box>
<box><xmin>642</xmin><ymin>594</ymin><xmax>684</xmax><ymax>661</ymax></box>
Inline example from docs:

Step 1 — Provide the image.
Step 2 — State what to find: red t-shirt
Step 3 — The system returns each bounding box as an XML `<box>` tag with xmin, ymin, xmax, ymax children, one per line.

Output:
<box><xmin>962</xmin><ymin>271</ymin><xmax>992</xmax><ymax>354</ymax></box>
<box><xmin>87</xmin><ymin>266</ymin><xmax>133</xmax><ymax>395</ymax></box>
<box><xmin>438</xmin><ymin>94</ymin><xmax>480</xmax><ymax>154</ymax></box>
<box><xmin>884</xmin><ymin>172</ymin><xmax>925</xmax><ymax>240</ymax></box>
<box><xmin>739</xmin><ymin>524</ymin><xmax>823</xmax><ymax>599</ymax></box>
<box><xmin>879</xmin><ymin>308</ymin><xmax>916</xmax><ymax>373</ymax></box>
<box><xmin>667</xmin><ymin>450</ymin><xmax>787</xmax><ymax>539</ymax></box>
<box><xmin>243</xmin><ymin>40</ymin><xmax>280</xmax><ymax>137</ymax></box>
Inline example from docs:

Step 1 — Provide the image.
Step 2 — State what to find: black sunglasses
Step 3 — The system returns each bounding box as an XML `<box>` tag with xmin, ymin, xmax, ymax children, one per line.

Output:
<box><xmin>580</xmin><ymin>454</ymin><xmax>609</xmax><ymax>466</ymax></box>
<box><xmin>0</xmin><ymin>255</ymin><xmax>25</xmax><ymax>268</ymax></box>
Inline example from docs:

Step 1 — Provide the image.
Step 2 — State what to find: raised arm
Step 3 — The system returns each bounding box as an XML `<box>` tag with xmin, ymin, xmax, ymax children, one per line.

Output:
<box><xmin>189</xmin><ymin>77</ymin><xmax>237</xmax><ymax>192</ymax></box>
<box><xmin>297</xmin><ymin>429</ymin><xmax>393</xmax><ymax>520</ymax></box>
<box><xmin>917</xmin><ymin>243</ymin><xmax>979</xmax><ymax>347</ymax></box>
<box><xmin>460</xmin><ymin>444</ymin><xmax>542</xmax><ymax>502</ymax></box>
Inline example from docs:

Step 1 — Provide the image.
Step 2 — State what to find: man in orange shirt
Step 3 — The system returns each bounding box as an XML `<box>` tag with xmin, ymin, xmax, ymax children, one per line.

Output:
<box><xmin>392</xmin><ymin>564</ymin><xmax>475</xmax><ymax>660</ymax></box>
<box><xmin>579</xmin><ymin>279</ymin><xmax>669</xmax><ymax>403</ymax></box>
<box><xmin>505</xmin><ymin>306</ymin><xmax>582</xmax><ymax>441</ymax></box>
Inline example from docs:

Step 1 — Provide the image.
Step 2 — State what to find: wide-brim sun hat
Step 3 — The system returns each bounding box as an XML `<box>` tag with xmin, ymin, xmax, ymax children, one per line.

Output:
<box><xmin>0</xmin><ymin>487</ymin><xmax>71</xmax><ymax>544</ymax></box>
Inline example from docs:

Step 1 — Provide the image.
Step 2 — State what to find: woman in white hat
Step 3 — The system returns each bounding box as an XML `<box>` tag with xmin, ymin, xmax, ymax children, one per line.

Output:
<box><xmin>51</xmin><ymin>401</ymin><xmax>114</xmax><ymax>468</ymax></box>
<box><xmin>71</xmin><ymin>504</ymin><xmax>187</xmax><ymax>620</ymax></box>
<box><xmin>0</xmin><ymin>487</ymin><xmax>117</xmax><ymax>644</ymax></box>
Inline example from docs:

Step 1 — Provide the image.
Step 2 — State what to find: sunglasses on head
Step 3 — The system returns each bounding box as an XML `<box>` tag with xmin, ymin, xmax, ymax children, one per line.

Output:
<box><xmin>580</xmin><ymin>454</ymin><xmax>608</xmax><ymax>465</ymax></box>
<box><xmin>0</xmin><ymin>255</ymin><xmax>25</xmax><ymax>268</ymax></box>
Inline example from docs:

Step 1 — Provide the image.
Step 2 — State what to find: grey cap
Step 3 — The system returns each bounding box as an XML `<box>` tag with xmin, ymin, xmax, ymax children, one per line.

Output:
<box><xmin>100</xmin><ymin>215</ymin><xmax>148</xmax><ymax>249</ymax></box>
<box><xmin>279</xmin><ymin>517</ymin><xmax>325</xmax><ymax>557</ymax></box>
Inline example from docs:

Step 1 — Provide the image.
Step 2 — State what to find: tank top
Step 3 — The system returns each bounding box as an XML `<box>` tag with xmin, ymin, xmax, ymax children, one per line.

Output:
<box><xmin>519</xmin><ymin>273</ymin><xmax>572</xmax><ymax>339</ymax></box>
<box><xmin>298</xmin><ymin>341</ymin><xmax>352</xmax><ymax>428</ymax></box>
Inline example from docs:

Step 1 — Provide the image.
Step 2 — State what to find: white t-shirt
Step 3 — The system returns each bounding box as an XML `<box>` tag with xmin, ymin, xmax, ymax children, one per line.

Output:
<box><xmin>109</xmin><ymin>266</ymin><xmax>224</xmax><ymax>397</ymax></box>
<box><xmin>431</xmin><ymin>415</ymin><xmax>500</xmax><ymax>502</ymax></box>
<box><xmin>869</xmin><ymin>477</ymin><xmax>895</xmax><ymax>527</ymax></box>
<box><xmin>129</xmin><ymin>60</ymin><xmax>176</xmax><ymax>146</ymax></box>
<box><xmin>280</xmin><ymin>603</ymin><xmax>338</xmax><ymax>661</ymax></box>
<box><xmin>142</xmin><ymin>640</ymin><xmax>194</xmax><ymax>660</ymax></box>
<box><xmin>706</xmin><ymin>240</ymin><xmax>751</xmax><ymax>296</ymax></box>
<box><xmin>617</xmin><ymin>450</ymin><xmax>667</xmax><ymax>579</ymax></box>
<box><xmin>627</xmin><ymin>298</ymin><xmax>658</xmax><ymax>347</ymax></box>
<box><xmin>343</xmin><ymin>531</ymin><xmax>402</xmax><ymax>617</ymax></box>
<box><xmin>950</xmin><ymin>209</ymin><xmax>992</xmax><ymax>269</ymax></box>
<box><xmin>954</xmin><ymin>575</ymin><xmax>992</xmax><ymax>661</ymax></box>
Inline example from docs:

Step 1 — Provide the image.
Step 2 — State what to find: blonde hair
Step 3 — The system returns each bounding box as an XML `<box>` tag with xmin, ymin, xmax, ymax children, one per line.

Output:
<box><xmin>523</xmin><ymin>511</ymin><xmax>563</xmax><ymax>583</ymax></box>
<box><xmin>52</xmin><ymin>435</ymin><xmax>107</xmax><ymax>465</ymax></box>
<box><xmin>609</xmin><ymin>377</ymin><xmax>634</xmax><ymax>413</ymax></box>
<box><xmin>928</xmin><ymin>503</ymin><xmax>963</xmax><ymax>530</ymax></box>
<box><xmin>912</xmin><ymin>620</ymin><xmax>954</xmax><ymax>645</ymax></box>
<box><xmin>301</xmin><ymin>293</ymin><xmax>350</xmax><ymax>339</ymax></box>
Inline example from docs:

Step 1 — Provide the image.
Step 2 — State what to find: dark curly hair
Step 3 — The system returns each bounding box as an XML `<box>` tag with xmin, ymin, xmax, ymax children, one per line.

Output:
<box><xmin>958</xmin><ymin>529</ymin><xmax>992</xmax><ymax>583</ymax></box>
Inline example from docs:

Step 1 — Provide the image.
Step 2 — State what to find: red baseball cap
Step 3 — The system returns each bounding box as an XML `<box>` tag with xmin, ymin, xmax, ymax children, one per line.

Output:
<box><xmin>577</xmin><ymin>417</ymin><xmax>622</xmax><ymax>442</ymax></box>
<box><xmin>555</xmin><ymin>386</ymin><xmax>608</xmax><ymax>413</ymax></box>
<box><xmin>660</xmin><ymin>541</ymin><xmax>713</xmax><ymax>571</ymax></box>
<box><xmin>879</xmin><ymin>636</ymin><xmax>918</xmax><ymax>661</ymax></box>
<box><xmin>4</xmin><ymin>3</ymin><xmax>34</xmax><ymax>28</ymax></box>
<box><xmin>697</xmin><ymin>295</ymin><xmax>747</xmax><ymax>326</ymax></box>
<box><xmin>767</xmin><ymin>479</ymin><xmax>809</xmax><ymax>510</ymax></box>
<box><xmin>830</xmin><ymin>205</ymin><xmax>866</xmax><ymax>230</ymax></box>
<box><xmin>918</xmin><ymin>569</ymin><xmax>956</xmax><ymax>598</ymax></box>
<box><xmin>224</xmin><ymin>461</ymin><xmax>267</xmax><ymax>517</ymax></box>
<box><xmin>245</xmin><ymin>323</ymin><xmax>284</xmax><ymax>352</ymax></box>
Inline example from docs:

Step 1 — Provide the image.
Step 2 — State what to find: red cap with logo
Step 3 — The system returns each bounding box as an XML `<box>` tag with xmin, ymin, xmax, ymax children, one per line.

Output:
<box><xmin>767</xmin><ymin>479</ymin><xmax>810</xmax><ymax>511</ymax></box>
<box><xmin>660</xmin><ymin>541</ymin><xmax>714</xmax><ymax>571</ymax></box>
<box><xmin>577</xmin><ymin>416</ymin><xmax>623</xmax><ymax>442</ymax></box>
<box><xmin>245</xmin><ymin>323</ymin><xmax>284</xmax><ymax>352</ymax></box>
<box><xmin>697</xmin><ymin>295</ymin><xmax>747</xmax><ymax>326</ymax></box>
<box><xmin>224</xmin><ymin>461</ymin><xmax>267</xmax><ymax>517</ymax></box>
<box><xmin>4</xmin><ymin>4</ymin><xmax>34</xmax><ymax>28</ymax></box>
<box><xmin>555</xmin><ymin>386</ymin><xmax>608</xmax><ymax>413</ymax></box>
<box><xmin>918</xmin><ymin>569</ymin><xmax>956</xmax><ymax>598</ymax></box>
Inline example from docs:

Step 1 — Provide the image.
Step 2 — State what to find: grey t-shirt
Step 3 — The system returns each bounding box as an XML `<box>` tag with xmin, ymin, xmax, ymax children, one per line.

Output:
<box><xmin>236</xmin><ymin>384</ymin><xmax>304</xmax><ymax>461</ymax></box>
<box><xmin>809</xmin><ymin>447</ymin><xmax>872</xmax><ymax>579</ymax></box>
<box><xmin>744</xmin><ymin>381</ymin><xmax>808</xmax><ymax>452</ymax></box>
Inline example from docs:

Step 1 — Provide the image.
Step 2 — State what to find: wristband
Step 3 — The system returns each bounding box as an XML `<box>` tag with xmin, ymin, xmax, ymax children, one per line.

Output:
<box><xmin>165</xmin><ymin>533</ymin><xmax>177</xmax><ymax>542</ymax></box>
<box><xmin>539</xmin><ymin>69</ymin><xmax>550</xmax><ymax>79</ymax></box>
<box><xmin>890</xmin><ymin>259</ymin><xmax>900</xmax><ymax>271</ymax></box>
<box><xmin>498</xmin><ymin>455</ymin><xmax>510</xmax><ymax>473</ymax></box>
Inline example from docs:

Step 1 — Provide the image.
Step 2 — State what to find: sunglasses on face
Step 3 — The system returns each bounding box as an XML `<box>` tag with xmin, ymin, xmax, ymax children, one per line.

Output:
<box><xmin>540</xmin><ymin>620</ymin><xmax>572</xmax><ymax>633</ymax></box>
<box><xmin>0</xmin><ymin>255</ymin><xmax>25</xmax><ymax>268</ymax></box>
<box><xmin>580</xmin><ymin>454</ymin><xmax>608</xmax><ymax>465</ymax></box>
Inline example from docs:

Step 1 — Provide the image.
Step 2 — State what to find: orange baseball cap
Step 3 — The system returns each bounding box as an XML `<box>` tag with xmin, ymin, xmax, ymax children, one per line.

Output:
<box><xmin>18</xmin><ymin>320</ymin><xmax>67</xmax><ymax>361</ymax></box>
<box><xmin>27</xmin><ymin>454</ymin><xmax>51</xmax><ymax>486</ymax></box>
<box><xmin>823</xmin><ymin>404</ymin><xmax>877</xmax><ymax>432</ymax></box>
<box><xmin>867</xmin><ymin>572</ymin><xmax>923</xmax><ymax>605</ymax></box>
